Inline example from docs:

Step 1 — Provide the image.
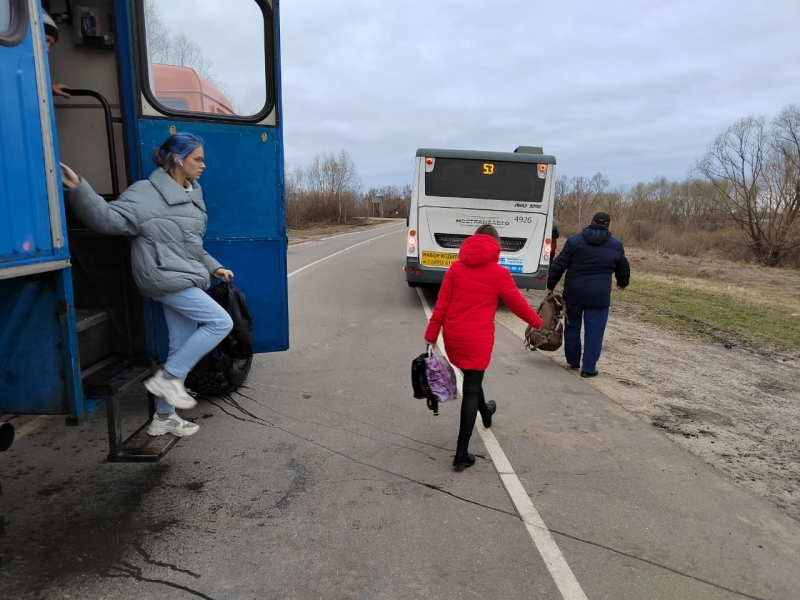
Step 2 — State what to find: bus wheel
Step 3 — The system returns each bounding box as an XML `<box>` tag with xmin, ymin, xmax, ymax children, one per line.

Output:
<box><xmin>407</xmin><ymin>281</ymin><xmax>421</xmax><ymax>287</ymax></box>
<box><xmin>185</xmin><ymin>354</ymin><xmax>253</xmax><ymax>396</ymax></box>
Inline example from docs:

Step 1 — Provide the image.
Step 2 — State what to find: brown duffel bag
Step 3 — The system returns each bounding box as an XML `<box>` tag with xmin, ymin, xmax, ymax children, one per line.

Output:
<box><xmin>525</xmin><ymin>290</ymin><xmax>566</xmax><ymax>352</ymax></box>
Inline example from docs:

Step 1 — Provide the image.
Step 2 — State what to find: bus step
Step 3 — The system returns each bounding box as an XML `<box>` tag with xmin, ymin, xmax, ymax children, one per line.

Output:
<box><xmin>76</xmin><ymin>309</ymin><xmax>113</xmax><ymax>370</ymax></box>
<box><xmin>82</xmin><ymin>361</ymin><xmax>149</xmax><ymax>399</ymax></box>
<box><xmin>108</xmin><ymin>419</ymin><xmax>180</xmax><ymax>463</ymax></box>
<box><xmin>85</xmin><ymin>361</ymin><xmax>181</xmax><ymax>463</ymax></box>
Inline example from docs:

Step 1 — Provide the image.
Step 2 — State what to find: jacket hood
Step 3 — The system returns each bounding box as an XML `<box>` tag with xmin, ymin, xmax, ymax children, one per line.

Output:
<box><xmin>581</xmin><ymin>223</ymin><xmax>611</xmax><ymax>245</ymax></box>
<box><xmin>149</xmin><ymin>168</ymin><xmax>205</xmax><ymax>209</ymax></box>
<box><xmin>458</xmin><ymin>234</ymin><xmax>501</xmax><ymax>267</ymax></box>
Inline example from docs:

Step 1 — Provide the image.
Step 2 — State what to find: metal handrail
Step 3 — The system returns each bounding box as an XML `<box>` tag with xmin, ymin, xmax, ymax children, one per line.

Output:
<box><xmin>62</xmin><ymin>89</ymin><xmax>120</xmax><ymax>198</ymax></box>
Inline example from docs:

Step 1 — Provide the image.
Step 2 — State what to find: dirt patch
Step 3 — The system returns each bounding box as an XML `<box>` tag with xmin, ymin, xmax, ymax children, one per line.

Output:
<box><xmin>495</xmin><ymin>256</ymin><xmax>800</xmax><ymax>522</ymax></box>
<box><xmin>288</xmin><ymin>219</ymin><xmax>399</xmax><ymax>246</ymax></box>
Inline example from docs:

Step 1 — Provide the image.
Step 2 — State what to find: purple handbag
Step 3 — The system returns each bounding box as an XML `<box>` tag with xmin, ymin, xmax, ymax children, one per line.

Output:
<box><xmin>425</xmin><ymin>347</ymin><xmax>459</xmax><ymax>403</ymax></box>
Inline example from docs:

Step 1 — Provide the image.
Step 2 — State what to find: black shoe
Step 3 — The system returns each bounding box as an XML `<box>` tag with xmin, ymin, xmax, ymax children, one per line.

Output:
<box><xmin>568</xmin><ymin>363</ymin><xmax>580</xmax><ymax>369</ymax></box>
<box><xmin>580</xmin><ymin>371</ymin><xmax>598</xmax><ymax>378</ymax></box>
<box><xmin>453</xmin><ymin>440</ymin><xmax>475</xmax><ymax>472</ymax></box>
<box><xmin>480</xmin><ymin>400</ymin><xmax>497</xmax><ymax>428</ymax></box>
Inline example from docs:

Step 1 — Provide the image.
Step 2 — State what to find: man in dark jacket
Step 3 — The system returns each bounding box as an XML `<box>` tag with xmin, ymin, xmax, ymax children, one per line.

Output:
<box><xmin>546</xmin><ymin>212</ymin><xmax>630</xmax><ymax>377</ymax></box>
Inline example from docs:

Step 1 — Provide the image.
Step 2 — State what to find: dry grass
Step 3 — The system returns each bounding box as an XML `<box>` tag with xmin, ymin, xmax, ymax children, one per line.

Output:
<box><xmin>287</xmin><ymin>219</ymin><xmax>398</xmax><ymax>245</ymax></box>
<box><xmin>613</xmin><ymin>249</ymin><xmax>800</xmax><ymax>358</ymax></box>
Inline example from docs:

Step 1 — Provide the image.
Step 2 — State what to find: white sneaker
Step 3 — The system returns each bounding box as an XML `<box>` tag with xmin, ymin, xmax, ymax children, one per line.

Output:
<box><xmin>144</xmin><ymin>369</ymin><xmax>196</xmax><ymax>409</ymax></box>
<box><xmin>147</xmin><ymin>413</ymin><xmax>200</xmax><ymax>437</ymax></box>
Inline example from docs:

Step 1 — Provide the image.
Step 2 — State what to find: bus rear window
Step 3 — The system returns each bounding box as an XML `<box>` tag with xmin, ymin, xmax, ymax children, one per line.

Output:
<box><xmin>425</xmin><ymin>158</ymin><xmax>545</xmax><ymax>202</ymax></box>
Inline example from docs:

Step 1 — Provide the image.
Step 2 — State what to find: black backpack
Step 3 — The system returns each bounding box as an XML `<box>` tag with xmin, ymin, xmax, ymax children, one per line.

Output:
<box><xmin>185</xmin><ymin>282</ymin><xmax>254</xmax><ymax>395</ymax></box>
<box><xmin>411</xmin><ymin>351</ymin><xmax>439</xmax><ymax>416</ymax></box>
<box><xmin>209</xmin><ymin>282</ymin><xmax>253</xmax><ymax>359</ymax></box>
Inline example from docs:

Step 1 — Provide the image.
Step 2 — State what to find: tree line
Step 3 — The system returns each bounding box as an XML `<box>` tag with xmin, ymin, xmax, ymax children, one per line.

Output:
<box><xmin>284</xmin><ymin>150</ymin><xmax>411</xmax><ymax>229</ymax></box>
<box><xmin>556</xmin><ymin>104</ymin><xmax>800</xmax><ymax>267</ymax></box>
<box><xmin>289</xmin><ymin>105</ymin><xmax>800</xmax><ymax>268</ymax></box>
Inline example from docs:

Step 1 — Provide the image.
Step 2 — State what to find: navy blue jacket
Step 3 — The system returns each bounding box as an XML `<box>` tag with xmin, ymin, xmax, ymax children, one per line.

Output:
<box><xmin>547</xmin><ymin>224</ymin><xmax>630</xmax><ymax>308</ymax></box>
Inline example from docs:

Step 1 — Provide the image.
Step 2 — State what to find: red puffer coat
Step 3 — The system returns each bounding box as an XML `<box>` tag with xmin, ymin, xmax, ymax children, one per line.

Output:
<box><xmin>424</xmin><ymin>234</ymin><xmax>543</xmax><ymax>370</ymax></box>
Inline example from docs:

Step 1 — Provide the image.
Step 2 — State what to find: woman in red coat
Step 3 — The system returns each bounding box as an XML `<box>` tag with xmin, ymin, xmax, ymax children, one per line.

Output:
<box><xmin>424</xmin><ymin>225</ymin><xmax>543</xmax><ymax>471</ymax></box>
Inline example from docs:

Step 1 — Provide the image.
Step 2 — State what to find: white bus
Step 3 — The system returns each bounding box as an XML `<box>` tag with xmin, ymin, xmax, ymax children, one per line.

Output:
<box><xmin>404</xmin><ymin>146</ymin><xmax>556</xmax><ymax>289</ymax></box>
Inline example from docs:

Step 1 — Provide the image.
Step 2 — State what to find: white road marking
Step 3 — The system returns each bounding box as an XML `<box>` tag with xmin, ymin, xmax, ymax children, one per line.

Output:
<box><xmin>417</xmin><ymin>288</ymin><xmax>589</xmax><ymax>600</ymax></box>
<box><xmin>288</xmin><ymin>227</ymin><xmax>404</xmax><ymax>278</ymax></box>
<box><xmin>290</xmin><ymin>222</ymin><xmax>401</xmax><ymax>247</ymax></box>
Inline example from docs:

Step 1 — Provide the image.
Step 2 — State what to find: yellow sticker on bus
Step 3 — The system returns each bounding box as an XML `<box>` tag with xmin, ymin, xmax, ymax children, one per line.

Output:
<box><xmin>421</xmin><ymin>251</ymin><xmax>459</xmax><ymax>268</ymax></box>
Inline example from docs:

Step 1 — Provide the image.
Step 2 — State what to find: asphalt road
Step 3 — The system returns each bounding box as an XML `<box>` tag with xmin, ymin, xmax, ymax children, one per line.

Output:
<box><xmin>1</xmin><ymin>222</ymin><xmax>798</xmax><ymax>599</ymax></box>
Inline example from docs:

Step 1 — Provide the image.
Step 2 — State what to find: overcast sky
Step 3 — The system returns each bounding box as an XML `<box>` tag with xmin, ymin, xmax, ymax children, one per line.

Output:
<box><xmin>159</xmin><ymin>0</ymin><xmax>800</xmax><ymax>190</ymax></box>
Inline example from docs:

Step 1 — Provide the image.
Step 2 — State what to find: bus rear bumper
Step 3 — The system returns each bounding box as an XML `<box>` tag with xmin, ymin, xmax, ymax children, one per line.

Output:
<box><xmin>404</xmin><ymin>258</ymin><xmax>446</xmax><ymax>285</ymax></box>
<box><xmin>512</xmin><ymin>269</ymin><xmax>550</xmax><ymax>290</ymax></box>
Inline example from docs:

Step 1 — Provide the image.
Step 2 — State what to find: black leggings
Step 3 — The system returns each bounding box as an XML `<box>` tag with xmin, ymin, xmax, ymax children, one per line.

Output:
<box><xmin>459</xmin><ymin>369</ymin><xmax>488</xmax><ymax>443</ymax></box>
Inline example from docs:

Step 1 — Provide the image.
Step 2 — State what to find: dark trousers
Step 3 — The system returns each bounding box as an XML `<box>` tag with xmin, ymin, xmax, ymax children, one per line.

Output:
<box><xmin>459</xmin><ymin>369</ymin><xmax>488</xmax><ymax>444</ymax></box>
<box><xmin>564</xmin><ymin>303</ymin><xmax>610</xmax><ymax>374</ymax></box>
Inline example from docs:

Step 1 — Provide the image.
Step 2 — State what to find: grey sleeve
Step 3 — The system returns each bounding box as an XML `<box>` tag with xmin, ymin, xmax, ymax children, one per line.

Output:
<box><xmin>64</xmin><ymin>178</ymin><xmax>140</xmax><ymax>236</ymax></box>
<box><xmin>202</xmin><ymin>250</ymin><xmax>223</xmax><ymax>275</ymax></box>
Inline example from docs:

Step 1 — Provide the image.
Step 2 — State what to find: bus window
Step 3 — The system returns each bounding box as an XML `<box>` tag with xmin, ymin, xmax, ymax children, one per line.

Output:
<box><xmin>425</xmin><ymin>158</ymin><xmax>546</xmax><ymax>203</ymax></box>
<box><xmin>142</xmin><ymin>0</ymin><xmax>270</xmax><ymax>119</ymax></box>
<box><xmin>0</xmin><ymin>2</ymin><xmax>10</xmax><ymax>32</ymax></box>
<box><xmin>0</xmin><ymin>0</ymin><xmax>26</xmax><ymax>46</ymax></box>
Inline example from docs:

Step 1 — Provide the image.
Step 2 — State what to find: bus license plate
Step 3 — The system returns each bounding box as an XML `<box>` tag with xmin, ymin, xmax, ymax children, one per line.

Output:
<box><xmin>421</xmin><ymin>251</ymin><xmax>458</xmax><ymax>268</ymax></box>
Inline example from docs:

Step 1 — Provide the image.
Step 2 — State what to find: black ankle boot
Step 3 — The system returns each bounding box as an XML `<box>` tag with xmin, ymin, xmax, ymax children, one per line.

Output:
<box><xmin>453</xmin><ymin>440</ymin><xmax>475</xmax><ymax>471</ymax></box>
<box><xmin>480</xmin><ymin>400</ymin><xmax>497</xmax><ymax>428</ymax></box>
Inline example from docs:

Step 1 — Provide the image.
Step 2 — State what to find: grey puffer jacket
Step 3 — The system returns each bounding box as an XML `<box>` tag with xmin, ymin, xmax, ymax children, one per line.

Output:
<box><xmin>65</xmin><ymin>168</ymin><xmax>223</xmax><ymax>298</ymax></box>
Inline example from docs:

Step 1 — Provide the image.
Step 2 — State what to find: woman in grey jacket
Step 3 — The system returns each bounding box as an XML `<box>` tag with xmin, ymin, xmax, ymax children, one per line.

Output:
<box><xmin>61</xmin><ymin>133</ymin><xmax>233</xmax><ymax>438</ymax></box>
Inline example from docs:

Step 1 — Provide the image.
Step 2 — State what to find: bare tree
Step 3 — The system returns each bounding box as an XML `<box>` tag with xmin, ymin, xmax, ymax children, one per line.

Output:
<box><xmin>297</xmin><ymin>151</ymin><xmax>363</xmax><ymax>224</ymax></box>
<box><xmin>144</xmin><ymin>0</ymin><xmax>171</xmax><ymax>63</ymax></box>
<box><xmin>554</xmin><ymin>173</ymin><xmax>610</xmax><ymax>228</ymax></box>
<box><xmin>142</xmin><ymin>1</ymin><xmax>235</xmax><ymax>108</ymax></box>
<box><xmin>168</xmin><ymin>33</ymin><xmax>213</xmax><ymax>77</ymax></box>
<box><xmin>364</xmin><ymin>184</ymin><xmax>411</xmax><ymax>218</ymax></box>
<box><xmin>696</xmin><ymin>106</ymin><xmax>800</xmax><ymax>266</ymax></box>
<box><xmin>284</xmin><ymin>164</ymin><xmax>305</xmax><ymax>229</ymax></box>
<box><xmin>553</xmin><ymin>174</ymin><xmax>569</xmax><ymax>219</ymax></box>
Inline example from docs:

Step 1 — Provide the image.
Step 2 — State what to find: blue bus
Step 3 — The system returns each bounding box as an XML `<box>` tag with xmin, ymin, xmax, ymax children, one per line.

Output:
<box><xmin>0</xmin><ymin>0</ymin><xmax>287</xmax><ymax>460</ymax></box>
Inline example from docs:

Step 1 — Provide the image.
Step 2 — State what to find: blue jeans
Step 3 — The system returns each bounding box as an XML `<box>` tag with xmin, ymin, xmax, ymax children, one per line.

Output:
<box><xmin>564</xmin><ymin>304</ymin><xmax>609</xmax><ymax>375</ymax></box>
<box><xmin>154</xmin><ymin>286</ymin><xmax>233</xmax><ymax>416</ymax></box>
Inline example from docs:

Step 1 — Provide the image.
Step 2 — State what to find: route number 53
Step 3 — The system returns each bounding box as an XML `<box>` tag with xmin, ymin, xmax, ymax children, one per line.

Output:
<box><xmin>483</xmin><ymin>163</ymin><xmax>494</xmax><ymax>175</ymax></box>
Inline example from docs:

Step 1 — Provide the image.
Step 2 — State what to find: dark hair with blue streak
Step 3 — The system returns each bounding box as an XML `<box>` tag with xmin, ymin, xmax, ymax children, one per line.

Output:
<box><xmin>152</xmin><ymin>132</ymin><xmax>204</xmax><ymax>174</ymax></box>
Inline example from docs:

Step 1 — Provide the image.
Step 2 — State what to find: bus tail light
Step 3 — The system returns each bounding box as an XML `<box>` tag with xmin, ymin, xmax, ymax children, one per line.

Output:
<box><xmin>538</xmin><ymin>164</ymin><xmax>548</xmax><ymax>179</ymax></box>
<box><xmin>408</xmin><ymin>230</ymin><xmax>417</xmax><ymax>254</ymax></box>
<box><xmin>542</xmin><ymin>242</ymin><xmax>551</xmax><ymax>262</ymax></box>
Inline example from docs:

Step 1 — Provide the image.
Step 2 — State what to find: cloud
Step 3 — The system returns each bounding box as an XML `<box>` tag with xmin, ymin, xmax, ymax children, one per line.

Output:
<box><xmin>156</xmin><ymin>0</ymin><xmax>800</xmax><ymax>188</ymax></box>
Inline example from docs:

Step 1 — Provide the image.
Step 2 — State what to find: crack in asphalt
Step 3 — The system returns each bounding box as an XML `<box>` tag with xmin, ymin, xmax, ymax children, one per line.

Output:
<box><xmin>234</xmin><ymin>390</ymin><xmax>438</xmax><ymax>460</ymax></box>
<box><xmin>241</xmin><ymin>382</ymin><xmax>453</xmax><ymax>452</ymax></box>
<box><xmin>134</xmin><ymin>540</ymin><xmax>201</xmax><ymax>578</ymax></box>
<box><xmin>548</xmin><ymin>529</ymin><xmax>770</xmax><ymax>600</ymax></box>
<box><xmin>104</xmin><ymin>561</ymin><xmax>215</xmax><ymax>600</ymax></box>
<box><xmin>203</xmin><ymin>395</ymin><xmax>274</xmax><ymax>428</ymax></box>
